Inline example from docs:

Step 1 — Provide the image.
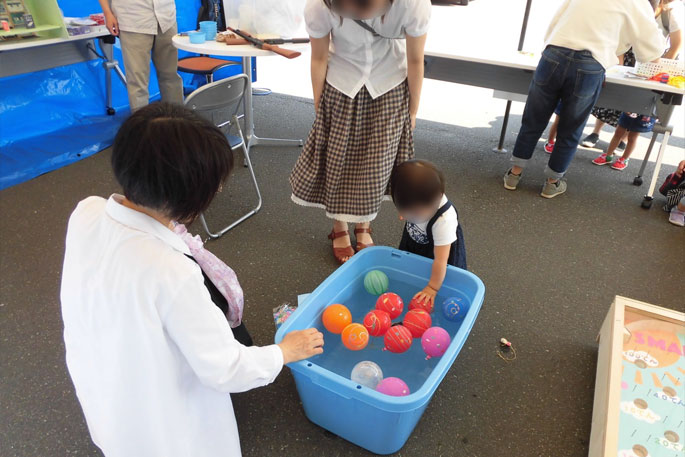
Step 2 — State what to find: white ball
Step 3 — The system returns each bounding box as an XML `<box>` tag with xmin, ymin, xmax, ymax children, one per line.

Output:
<box><xmin>351</xmin><ymin>361</ymin><xmax>384</xmax><ymax>389</ymax></box>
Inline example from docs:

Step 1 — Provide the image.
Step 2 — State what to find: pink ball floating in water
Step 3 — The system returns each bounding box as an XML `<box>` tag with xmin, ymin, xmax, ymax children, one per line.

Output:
<box><xmin>421</xmin><ymin>327</ymin><xmax>451</xmax><ymax>360</ymax></box>
<box><xmin>376</xmin><ymin>377</ymin><xmax>410</xmax><ymax>396</ymax></box>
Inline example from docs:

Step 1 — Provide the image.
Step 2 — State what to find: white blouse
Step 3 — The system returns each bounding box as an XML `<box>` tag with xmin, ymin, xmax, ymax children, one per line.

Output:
<box><xmin>61</xmin><ymin>195</ymin><xmax>283</xmax><ymax>457</ymax></box>
<box><xmin>305</xmin><ymin>0</ymin><xmax>431</xmax><ymax>99</ymax></box>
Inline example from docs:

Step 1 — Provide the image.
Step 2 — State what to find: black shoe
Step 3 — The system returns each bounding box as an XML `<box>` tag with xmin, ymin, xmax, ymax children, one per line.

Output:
<box><xmin>617</xmin><ymin>141</ymin><xmax>627</xmax><ymax>152</ymax></box>
<box><xmin>581</xmin><ymin>133</ymin><xmax>599</xmax><ymax>148</ymax></box>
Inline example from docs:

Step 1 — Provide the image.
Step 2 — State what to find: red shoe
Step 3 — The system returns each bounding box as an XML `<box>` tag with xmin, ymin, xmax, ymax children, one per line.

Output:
<box><xmin>592</xmin><ymin>153</ymin><xmax>614</xmax><ymax>166</ymax></box>
<box><xmin>611</xmin><ymin>157</ymin><xmax>629</xmax><ymax>171</ymax></box>
<box><xmin>544</xmin><ymin>141</ymin><xmax>555</xmax><ymax>154</ymax></box>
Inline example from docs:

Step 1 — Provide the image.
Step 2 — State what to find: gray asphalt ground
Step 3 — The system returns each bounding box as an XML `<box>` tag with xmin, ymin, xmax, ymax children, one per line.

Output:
<box><xmin>1</xmin><ymin>92</ymin><xmax>684</xmax><ymax>457</ymax></box>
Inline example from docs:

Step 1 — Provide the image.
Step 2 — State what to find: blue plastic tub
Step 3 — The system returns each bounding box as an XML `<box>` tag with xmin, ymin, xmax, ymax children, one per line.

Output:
<box><xmin>275</xmin><ymin>247</ymin><xmax>485</xmax><ymax>454</ymax></box>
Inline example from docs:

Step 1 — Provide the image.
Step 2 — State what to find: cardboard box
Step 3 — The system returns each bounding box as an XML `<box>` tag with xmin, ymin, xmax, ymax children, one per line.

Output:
<box><xmin>589</xmin><ymin>296</ymin><xmax>684</xmax><ymax>457</ymax></box>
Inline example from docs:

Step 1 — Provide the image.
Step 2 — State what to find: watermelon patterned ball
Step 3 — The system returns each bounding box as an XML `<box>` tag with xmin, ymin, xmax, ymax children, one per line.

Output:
<box><xmin>403</xmin><ymin>309</ymin><xmax>432</xmax><ymax>338</ymax></box>
<box><xmin>409</xmin><ymin>296</ymin><xmax>434</xmax><ymax>314</ymax></box>
<box><xmin>382</xmin><ymin>325</ymin><xmax>413</xmax><ymax>353</ymax></box>
<box><xmin>364</xmin><ymin>270</ymin><xmax>389</xmax><ymax>295</ymax></box>
<box><xmin>376</xmin><ymin>292</ymin><xmax>404</xmax><ymax>319</ymax></box>
<box><xmin>442</xmin><ymin>296</ymin><xmax>465</xmax><ymax>322</ymax></box>
<box><xmin>421</xmin><ymin>326</ymin><xmax>451</xmax><ymax>360</ymax></box>
<box><xmin>363</xmin><ymin>309</ymin><xmax>392</xmax><ymax>337</ymax></box>
<box><xmin>376</xmin><ymin>377</ymin><xmax>410</xmax><ymax>396</ymax></box>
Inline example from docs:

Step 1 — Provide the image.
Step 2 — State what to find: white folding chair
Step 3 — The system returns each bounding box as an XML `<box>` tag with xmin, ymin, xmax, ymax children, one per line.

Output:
<box><xmin>184</xmin><ymin>74</ymin><xmax>262</xmax><ymax>238</ymax></box>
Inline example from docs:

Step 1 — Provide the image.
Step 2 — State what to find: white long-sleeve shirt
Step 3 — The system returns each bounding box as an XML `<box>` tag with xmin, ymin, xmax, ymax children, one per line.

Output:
<box><xmin>61</xmin><ymin>195</ymin><xmax>283</xmax><ymax>457</ymax></box>
<box><xmin>544</xmin><ymin>0</ymin><xmax>666</xmax><ymax>69</ymax></box>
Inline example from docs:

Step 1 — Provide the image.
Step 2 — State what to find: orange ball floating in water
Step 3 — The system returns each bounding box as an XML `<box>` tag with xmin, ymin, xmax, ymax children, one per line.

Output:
<box><xmin>322</xmin><ymin>304</ymin><xmax>352</xmax><ymax>334</ymax></box>
<box><xmin>341</xmin><ymin>323</ymin><xmax>370</xmax><ymax>351</ymax></box>
<box><xmin>376</xmin><ymin>292</ymin><xmax>404</xmax><ymax>319</ymax></box>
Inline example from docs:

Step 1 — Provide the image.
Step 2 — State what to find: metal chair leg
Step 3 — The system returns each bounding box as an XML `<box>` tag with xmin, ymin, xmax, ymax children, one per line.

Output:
<box><xmin>633</xmin><ymin>131</ymin><xmax>658</xmax><ymax>186</ymax></box>
<box><xmin>200</xmin><ymin>115</ymin><xmax>263</xmax><ymax>239</ymax></box>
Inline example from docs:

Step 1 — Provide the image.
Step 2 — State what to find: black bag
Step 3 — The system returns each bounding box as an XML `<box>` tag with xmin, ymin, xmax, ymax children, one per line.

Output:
<box><xmin>197</xmin><ymin>0</ymin><xmax>225</xmax><ymax>31</ymax></box>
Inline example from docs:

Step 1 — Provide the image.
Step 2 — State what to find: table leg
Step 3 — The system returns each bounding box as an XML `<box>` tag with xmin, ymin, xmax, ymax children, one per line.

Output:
<box><xmin>641</xmin><ymin>98</ymin><xmax>678</xmax><ymax>208</ymax></box>
<box><xmin>241</xmin><ymin>56</ymin><xmax>303</xmax><ymax>151</ymax></box>
<box><xmin>641</xmin><ymin>130</ymin><xmax>670</xmax><ymax>209</ymax></box>
<box><xmin>493</xmin><ymin>100</ymin><xmax>512</xmax><ymax>153</ymax></box>
<box><xmin>99</xmin><ymin>37</ymin><xmax>127</xmax><ymax>115</ymax></box>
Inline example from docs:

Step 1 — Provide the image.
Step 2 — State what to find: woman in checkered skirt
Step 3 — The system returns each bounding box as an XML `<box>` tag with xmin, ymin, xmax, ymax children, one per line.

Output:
<box><xmin>290</xmin><ymin>0</ymin><xmax>431</xmax><ymax>263</ymax></box>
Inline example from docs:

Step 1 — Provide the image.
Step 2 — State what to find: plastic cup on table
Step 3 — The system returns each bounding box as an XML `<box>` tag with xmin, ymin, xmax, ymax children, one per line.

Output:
<box><xmin>199</xmin><ymin>21</ymin><xmax>217</xmax><ymax>40</ymax></box>
<box><xmin>188</xmin><ymin>31</ymin><xmax>206</xmax><ymax>44</ymax></box>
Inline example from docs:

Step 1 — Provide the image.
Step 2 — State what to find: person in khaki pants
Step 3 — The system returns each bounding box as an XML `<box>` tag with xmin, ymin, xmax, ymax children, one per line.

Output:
<box><xmin>98</xmin><ymin>0</ymin><xmax>184</xmax><ymax>111</ymax></box>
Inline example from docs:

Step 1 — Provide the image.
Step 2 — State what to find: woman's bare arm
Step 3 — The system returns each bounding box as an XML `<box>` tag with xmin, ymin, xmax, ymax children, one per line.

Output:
<box><xmin>310</xmin><ymin>35</ymin><xmax>330</xmax><ymax>112</ymax></box>
<box><xmin>406</xmin><ymin>33</ymin><xmax>427</xmax><ymax>129</ymax></box>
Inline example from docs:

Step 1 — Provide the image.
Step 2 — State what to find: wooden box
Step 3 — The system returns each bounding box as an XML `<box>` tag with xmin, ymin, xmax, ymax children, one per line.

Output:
<box><xmin>589</xmin><ymin>296</ymin><xmax>684</xmax><ymax>457</ymax></box>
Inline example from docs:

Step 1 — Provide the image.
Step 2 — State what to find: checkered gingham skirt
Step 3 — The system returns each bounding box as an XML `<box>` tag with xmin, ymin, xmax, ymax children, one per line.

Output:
<box><xmin>289</xmin><ymin>80</ymin><xmax>414</xmax><ymax>223</ymax></box>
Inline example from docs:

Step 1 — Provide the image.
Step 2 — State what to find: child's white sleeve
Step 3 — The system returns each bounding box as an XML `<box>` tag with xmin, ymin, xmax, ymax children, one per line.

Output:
<box><xmin>431</xmin><ymin>213</ymin><xmax>458</xmax><ymax>247</ymax></box>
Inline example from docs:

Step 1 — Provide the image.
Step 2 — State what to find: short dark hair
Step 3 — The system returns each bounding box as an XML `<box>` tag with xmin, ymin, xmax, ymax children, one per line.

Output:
<box><xmin>390</xmin><ymin>159</ymin><xmax>445</xmax><ymax>210</ymax></box>
<box><xmin>111</xmin><ymin>102</ymin><xmax>233</xmax><ymax>223</ymax></box>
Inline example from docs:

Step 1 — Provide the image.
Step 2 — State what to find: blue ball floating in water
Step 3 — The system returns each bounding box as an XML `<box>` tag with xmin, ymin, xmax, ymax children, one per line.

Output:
<box><xmin>442</xmin><ymin>297</ymin><xmax>464</xmax><ymax>322</ymax></box>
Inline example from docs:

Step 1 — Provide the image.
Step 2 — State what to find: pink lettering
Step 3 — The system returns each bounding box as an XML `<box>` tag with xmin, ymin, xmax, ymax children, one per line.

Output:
<box><xmin>647</xmin><ymin>336</ymin><xmax>666</xmax><ymax>351</ymax></box>
<box><xmin>667</xmin><ymin>342</ymin><xmax>683</xmax><ymax>355</ymax></box>
<box><xmin>634</xmin><ymin>332</ymin><xmax>645</xmax><ymax>344</ymax></box>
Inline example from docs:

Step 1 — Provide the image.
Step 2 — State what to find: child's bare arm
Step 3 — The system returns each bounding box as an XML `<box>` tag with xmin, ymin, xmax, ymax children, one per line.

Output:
<box><xmin>413</xmin><ymin>245</ymin><xmax>451</xmax><ymax>306</ymax></box>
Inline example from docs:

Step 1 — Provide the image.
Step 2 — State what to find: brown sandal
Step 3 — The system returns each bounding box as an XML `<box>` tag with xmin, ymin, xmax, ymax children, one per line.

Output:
<box><xmin>354</xmin><ymin>227</ymin><xmax>375</xmax><ymax>252</ymax></box>
<box><xmin>328</xmin><ymin>230</ymin><xmax>355</xmax><ymax>264</ymax></box>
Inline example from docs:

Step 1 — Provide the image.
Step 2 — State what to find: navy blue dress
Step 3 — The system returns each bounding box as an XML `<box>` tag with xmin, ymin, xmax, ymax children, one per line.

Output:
<box><xmin>399</xmin><ymin>200</ymin><xmax>467</xmax><ymax>270</ymax></box>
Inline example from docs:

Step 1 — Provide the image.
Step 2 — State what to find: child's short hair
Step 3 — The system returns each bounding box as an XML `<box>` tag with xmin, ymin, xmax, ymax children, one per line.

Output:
<box><xmin>111</xmin><ymin>102</ymin><xmax>233</xmax><ymax>223</ymax></box>
<box><xmin>390</xmin><ymin>159</ymin><xmax>445</xmax><ymax>210</ymax></box>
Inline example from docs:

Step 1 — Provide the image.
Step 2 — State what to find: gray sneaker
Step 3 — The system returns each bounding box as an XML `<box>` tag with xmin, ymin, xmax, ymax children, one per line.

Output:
<box><xmin>503</xmin><ymin>169</ymin><xmax>522</xmax><ymax>190</ymax></box>
<box><xmin>541</xmin><ymin>179</ymin><xmax>567</xmax><ymax>198</ymax></box>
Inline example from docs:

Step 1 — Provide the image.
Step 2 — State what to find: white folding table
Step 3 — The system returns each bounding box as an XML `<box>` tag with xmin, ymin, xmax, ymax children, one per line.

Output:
<box><xmin>0</xmin><ymin>26</ymin><xmax>126</xmax><ymax>115</ymax></box>
<box><xmin>423</xmin><ymin>44</ymin><xmax>685</xmax><ymax>208</ymax></box>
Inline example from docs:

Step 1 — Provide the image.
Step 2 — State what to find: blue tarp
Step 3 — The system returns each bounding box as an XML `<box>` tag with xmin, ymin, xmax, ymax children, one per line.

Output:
<box><xmin>0</xmin><ymin>0</ymin><xmax>250</xmax><ymax>190</ymax></box>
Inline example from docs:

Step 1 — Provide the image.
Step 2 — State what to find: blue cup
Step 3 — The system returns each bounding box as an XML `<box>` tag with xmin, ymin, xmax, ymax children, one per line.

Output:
<box><xmin>199</xmin><ymin>21</ymin><xmax>217</xmax><ymax>40</ymax></box>
<box><xmin>188</xmin><ymin>31</ymin><xmax>206</xmax><ymax>44</ymax></box>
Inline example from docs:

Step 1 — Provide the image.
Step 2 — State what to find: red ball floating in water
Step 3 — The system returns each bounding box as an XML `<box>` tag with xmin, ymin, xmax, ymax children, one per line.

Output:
<box><xmin>409</xmin><ymin>296</ymin><xmax>434</xmax><ymax>314</ymax></box>
<box><xmin>363</xmin><ymin>309</ymin><xmax>392</xmax><ymax>337</ymax></box>
<box><xmin>376</xmin><ymin>292</ymin><xmax>404</xmax><ymax>319</ymax></box>
<box><xmin>403</xmin><ymin>309</ymin><xmax>432</xmax><ymax>338</ymax></box>
<box><xmin>382</xmin><ymin>325</ymin><xmax>413</xmax><ymax>353</ymax></box>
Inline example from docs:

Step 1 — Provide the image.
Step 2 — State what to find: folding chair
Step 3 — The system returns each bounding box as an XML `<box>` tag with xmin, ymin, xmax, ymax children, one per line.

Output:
<box><xmin>184</xmin><ymin>74</ymin><xmax>262</xmax><ymax>239</ymax></box>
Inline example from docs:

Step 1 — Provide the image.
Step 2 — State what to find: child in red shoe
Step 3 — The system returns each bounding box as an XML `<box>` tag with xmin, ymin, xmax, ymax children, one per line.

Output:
<box><xmin>591</xmin><ymin>112</ymin><xmax>656</xmax><ymax>170</ymax></box>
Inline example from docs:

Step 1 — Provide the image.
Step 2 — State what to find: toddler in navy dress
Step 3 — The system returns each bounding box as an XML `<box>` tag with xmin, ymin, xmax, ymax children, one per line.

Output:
<box><xmin>391</xmin><ymin>159</ymin><xmax>467</xmax><ymax>308</ymax></box>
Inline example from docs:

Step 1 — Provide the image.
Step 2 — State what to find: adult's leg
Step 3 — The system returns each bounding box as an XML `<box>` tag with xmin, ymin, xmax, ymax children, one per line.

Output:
<box><xmin>592</xmin><ymin>120</ymin><xmax>605</xmax><ymax>135</ymax></box>
<box><xmin>118</xmin><ymin>30</ymin><xmax>155</xmax><ymax>111</ymax></box>
<box><xmin>547</xmin><ymin>54</ymin><xmax>604</xmax><ymax>181</ymax></box>
<box><xmin>510</xmin><ymin>48</ymin><xmax>566</xmax><ymax>175</ymax></box>
<box><xmin>332</xmin><ymin>220</ymin><xmax>353</xmax><ymax>263</ymax></box>
<box><xmin>355</xmin><ymin>222</ymin><xmax>373</xmax><ymax>248</ymax></box>
<box><xmin>152</xmin><ymin>23</ymin><xmax>184</xmax><ymax>105</ymax></box>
